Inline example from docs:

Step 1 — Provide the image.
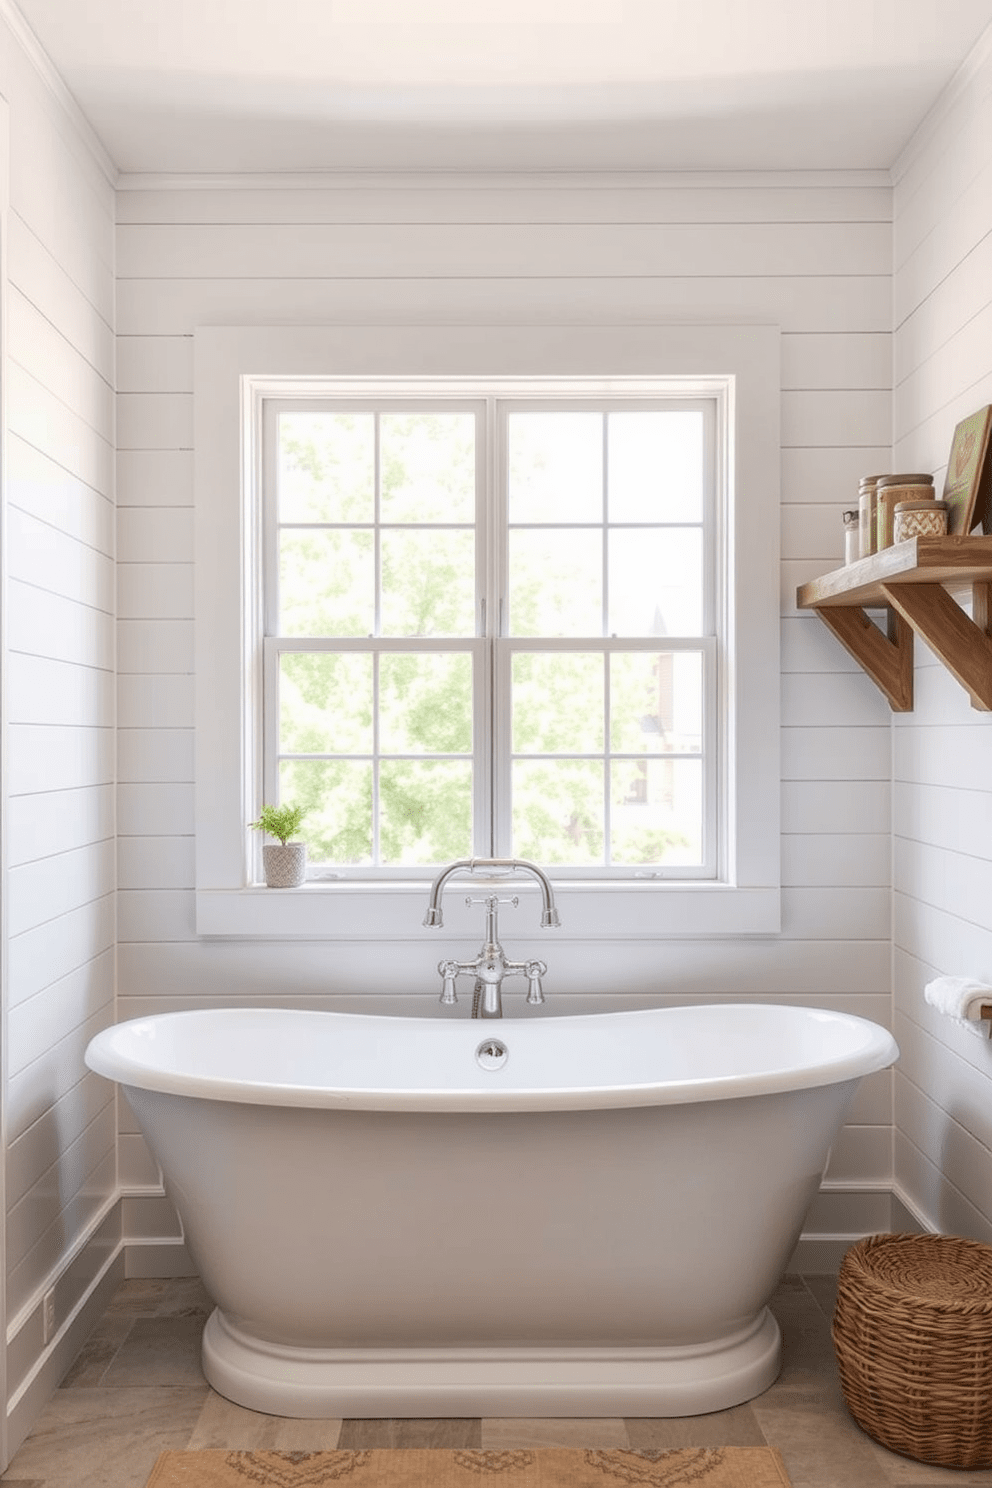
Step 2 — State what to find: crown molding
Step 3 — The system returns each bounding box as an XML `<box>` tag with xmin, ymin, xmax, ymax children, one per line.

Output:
<box><xmin>0</xmin><ymin>0</ymin><xmax>117</xmax><ymax>186</ymax></box>
<box><xmin>891</xmin><ymin>15</ymin><xmax>992</xmax><ymax>187</ymax></box>
<box><xmin>115</xmin><ymin>166</ymin><xmax>892</xmax><ymax>192</ymax></box>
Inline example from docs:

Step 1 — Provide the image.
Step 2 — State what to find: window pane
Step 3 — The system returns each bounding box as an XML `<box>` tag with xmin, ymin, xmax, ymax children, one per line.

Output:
<box><xmin>380</xmin><ymin>760</ymin><xmax>472</xmax><ymax>864</ymax></box>
<box><xmin>608</xmin><ymin>528</ymin><xmax>702</xmax><ymax>636</ymax></box>
<box><xmin>280</xmin><ymin>530</ymin><xmax>374</xmax><ymax>636</ymax></box>
<box><xmin>508</xmin><ymin>413</ymin><xmax>602</xmax><ymax>523</ymax></box>
<box><xmin>280</xmin><ymin>759</ymin><xmax>373</xmax><ymax>865</ymax></box>
<box><xmin>279</xmin><ymin>413</ymin><xmax>374</xmax><ymax>524</ymax></box>
<box><xmin>512</xmin><ymin>760</ymin><xmax>604</xmax><ymax>864</ymax></box>
<box><xmin>512</xmin><ymin>652</ymin><xmax>603</xmax><ymax>753</ymax></box>
<box><xmin>509</xmin><ymin>529</ymin><xmax>602</xmax><ymax>636</ymax></box>
<box><xmin>380</xmin><ymin>413</ymin><xmax>475</xmax><ymax>523</ymax></box>
<box><xmin>380</xmin><ymin>653</ymin><xmax>473</xmax><ymax>754</ymax></box>
<box><xmin>381</xmin><ymin>530</ymin><xmax>475</xmax><ymax>636</ymax></box>
<box><xmin>608</xmin><ymin>411</ymin><xmax>704</xmax><ymax>523</ymax></box>
<box><xmin>610</xmin><ymin>652</ymin><xmax>702</xmax><ymax>755</ymax></box>
<box><xmin>280</xmin><ymin>652</ymin><xmax>373</xmax><ymax>754</ymax></box>
<box><xmin>610</xmin><ymin>758</ymin><xmax>703</xmax><ymax>866</ymax></box>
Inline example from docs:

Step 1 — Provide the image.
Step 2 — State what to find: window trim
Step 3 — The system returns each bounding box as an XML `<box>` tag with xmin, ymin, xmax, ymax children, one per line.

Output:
<box><xmin>194</xmin><ymin>324</ymin><xmax>781</xmax><ymax>938</ymax></box>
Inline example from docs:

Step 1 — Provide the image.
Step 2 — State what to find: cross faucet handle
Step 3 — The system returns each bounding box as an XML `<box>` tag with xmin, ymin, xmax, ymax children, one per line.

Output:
<box><xmin>464</xmin><ymin>894</ymin><xmax>519</xmax><ymax>910</ymax></box>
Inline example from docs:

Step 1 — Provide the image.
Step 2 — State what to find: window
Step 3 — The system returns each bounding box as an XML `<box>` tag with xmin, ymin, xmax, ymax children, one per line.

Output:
<box><xmin>264</xmin><ymin>394</ymin><xmax>716</xmax><ymax>877</ymax></box>
<box><xmin>194</xmin><ymin>325</ymin><xmax>780</xmax><ymax>937</ymax></box>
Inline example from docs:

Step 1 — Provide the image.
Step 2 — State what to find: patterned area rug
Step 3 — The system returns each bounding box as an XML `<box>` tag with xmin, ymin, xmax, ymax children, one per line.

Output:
<box><xmin>145</xmin><ymin>1447</ymin><xmax>792</xmax><ymax>1487</ymax></box>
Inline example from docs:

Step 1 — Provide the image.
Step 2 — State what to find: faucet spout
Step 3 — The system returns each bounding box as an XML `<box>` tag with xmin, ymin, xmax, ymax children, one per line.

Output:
<box><xmin>422</xmin><ymin>857</ymin><xmax>560</xmax><ymax>930</ymax></box>
<box><xmin>424</xmin><ymin>858</ymin><xmax>560</xmax><ymax>1016</ymax></box>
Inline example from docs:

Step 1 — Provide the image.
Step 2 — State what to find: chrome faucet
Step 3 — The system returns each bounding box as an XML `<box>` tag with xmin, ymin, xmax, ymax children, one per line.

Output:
<box><xmin>423</xmin><ymin>858</ymin><xmax>560</xmax><ymax>1018</ymax></box>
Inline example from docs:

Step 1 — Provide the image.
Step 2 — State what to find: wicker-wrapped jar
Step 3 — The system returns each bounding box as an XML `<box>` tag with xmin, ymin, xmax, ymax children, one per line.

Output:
<box><xmin>833</xmin><ymin>1233</ymin><xmax>992</xmax><ymax>1470</ymax></box>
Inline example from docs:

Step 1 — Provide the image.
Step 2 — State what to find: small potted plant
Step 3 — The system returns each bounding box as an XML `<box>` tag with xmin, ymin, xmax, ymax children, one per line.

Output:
<box><xmin>251</xmin><ymin>802</ymin><xmax>310</xmax><ymax>888</ymax></box>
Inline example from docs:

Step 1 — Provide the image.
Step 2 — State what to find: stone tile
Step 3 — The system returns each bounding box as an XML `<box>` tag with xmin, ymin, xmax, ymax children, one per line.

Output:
<box><xmin>337</xmin><ymin>1418</ymin><xmax>482</xmax><ymax>1448</ymax></box>
<box><xmin>99</xmin><ymin>1317</ymin><xmax>206</xmax><ymax>1388</ymax></box>
<box><xmin>625</xmin><ymin>1404</ymin><xmax>767</xmax><ymax>1449</ymax></box>
<box><xmin>266</xmin><ymin>1419</ymin><xmax>344</xmax><ymax>1450</ymax></box>
<box><xmin>152</xmin><ymin>1278</ymin><xmax>215</xmax><ymax>1320</ymax></box>
<box><xmin>482</xmin><ymin>1418</ymin><xmax>629</xmax><ymax>1448</ymax></box>
<box><xmin>764</xmin><ymin>1282</ymin><xmax>843</xmax><ymax>1404</ymax></box>
<box><xmin>804</xmin><ymin>1274</ymin><xmax>839</xmax><ymax>1325</ymax></box>
<box><xmin>866</xmin><ymin>1436</ymin><xmax>992</xmax><ymax>1485</ymax></box>
<box><xmin>104</xmin><ymin>1280</ymin><xmax>173</xmax><ymax>1317</ymax></box>
<box><xmin>752</xmin><ymin>1399</ymin><xmax>892</xmax><ymax>1488</ymax></box>
<box><xmin>0</xmin><ymin>1388</ymin><xmax>207</xmax><ymax>1488</ymax></box>
<box><xmin>187</xmin><ymin>1391</ymin><xmax>342</xmax><ymax>1450</ymax></box>
<box><xmin>60</xmin><ymin>1315</ymin><xmax>135</xmax><ymax>1389</ymax></box>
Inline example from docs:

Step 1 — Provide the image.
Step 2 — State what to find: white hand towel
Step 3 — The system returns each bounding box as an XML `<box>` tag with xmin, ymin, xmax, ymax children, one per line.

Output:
<box><xmin>924</xmin><ymin>977</ymin><xmax>992</xmax><ymax>1038</ymax></box>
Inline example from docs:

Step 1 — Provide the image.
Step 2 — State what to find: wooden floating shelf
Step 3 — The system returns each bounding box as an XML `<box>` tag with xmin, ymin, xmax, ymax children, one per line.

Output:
<box><xmin>796</xmin><ymin>535</ymin><xmax>992</xmax><ymax>713</ymax></box>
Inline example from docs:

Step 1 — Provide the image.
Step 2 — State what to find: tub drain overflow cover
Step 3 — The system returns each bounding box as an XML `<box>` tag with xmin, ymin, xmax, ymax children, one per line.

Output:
<box><xmin>475</xmin><ymin>1038</ymin><xmax>509</xmax><ymax>1070</ymax></box>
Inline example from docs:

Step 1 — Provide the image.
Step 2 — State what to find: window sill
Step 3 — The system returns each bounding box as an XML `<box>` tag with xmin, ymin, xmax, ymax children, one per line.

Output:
<box><xmin>195</xmin><ymin>883</ymin><xmax>780</xmax><ymax>939</ymax></box>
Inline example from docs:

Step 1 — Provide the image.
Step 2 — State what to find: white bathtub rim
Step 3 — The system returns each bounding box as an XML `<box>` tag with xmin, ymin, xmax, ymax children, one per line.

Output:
<box><xmin>85</xmin><ymin>1003</ymin><xmax>899</xmax><ymax>1114</ymax></box>
<box><xmin>201</xmin><ymin>1306</ymin><xmax>783</xmax><ymax>1418</ymax></box>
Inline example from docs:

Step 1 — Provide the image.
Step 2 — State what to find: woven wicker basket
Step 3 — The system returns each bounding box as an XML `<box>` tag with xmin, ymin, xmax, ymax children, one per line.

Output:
<box><xmin>833</xmin><ymin>1233</ymin><xmax>992</xmax><ymax>1470</ymax></box>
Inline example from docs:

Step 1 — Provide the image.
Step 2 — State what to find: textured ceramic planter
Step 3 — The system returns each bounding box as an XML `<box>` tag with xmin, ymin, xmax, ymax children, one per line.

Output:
<box><xmin>262</xmin><ymin>842</ymin><xmax>307</xmax><ymax>888</ymax></box>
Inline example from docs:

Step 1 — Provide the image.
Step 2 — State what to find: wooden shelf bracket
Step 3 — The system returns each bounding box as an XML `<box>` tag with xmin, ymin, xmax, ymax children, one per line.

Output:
<box><xmin>880</xmin><ymin>581</ymin><xmax>992</xmax><ymax>711</ymax></box>
<box><xmin>813</xmin><ymin>605</ymin><xmax>914</xmax><ymax>712</ymax></box>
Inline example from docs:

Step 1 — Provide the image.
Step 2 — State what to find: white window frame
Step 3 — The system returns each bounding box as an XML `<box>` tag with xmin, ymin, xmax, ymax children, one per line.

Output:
<box><xmin>194</xmin><ymin>324</ymin><xmax>781</xmax><ymax>938</ymax></box>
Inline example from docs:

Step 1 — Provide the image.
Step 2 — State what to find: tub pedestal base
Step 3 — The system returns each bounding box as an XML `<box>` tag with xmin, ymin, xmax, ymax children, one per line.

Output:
<box><xmin>202</xmin><ymin>1307</ymin><xmax>781</xmax><ymax>1419</ymax></box>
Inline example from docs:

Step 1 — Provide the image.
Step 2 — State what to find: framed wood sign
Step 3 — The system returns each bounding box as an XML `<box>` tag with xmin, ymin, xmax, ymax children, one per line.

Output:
<box><xmin>941</xmin><ymin>404</ymin><xmax>992</xmax><ymax>535</ymax></box>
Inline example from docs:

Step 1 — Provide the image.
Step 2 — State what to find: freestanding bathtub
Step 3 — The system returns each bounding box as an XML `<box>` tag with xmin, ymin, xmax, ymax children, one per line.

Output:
<box><xmin>85</xmin><ymin>1003</ymin><xmax>897</xmax><ymax>1418</ymax></box>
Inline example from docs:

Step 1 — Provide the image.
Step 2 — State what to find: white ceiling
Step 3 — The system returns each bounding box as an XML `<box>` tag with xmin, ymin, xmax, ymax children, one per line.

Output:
<box><xmin>15</xmin><ymin>0</ymin><xmax>992</xmax><ymax>175</ymax></box>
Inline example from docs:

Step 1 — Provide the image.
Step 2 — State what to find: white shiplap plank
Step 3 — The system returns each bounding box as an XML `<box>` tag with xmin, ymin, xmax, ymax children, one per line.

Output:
<box><xmin>5</xmin><ymin>1075</ymin><xmax>113</xmax><ymax>1210</ymax></box>
<box><xmin>117</xmin><ymin>836</ymin><xmax>195</xmax><ymax>891</ymax></box>
<box><xmin>117</xmin><ymin>674</ymin><xmax>194</xmax><ymax>730</ymax></box>
<box><xmin>5</xmin><ymin>652</ymin><xmax>114</xmax><ymax>726</ymax></box>
<box><xmin>117</xmin><ymin>563</ymin><xmax>194</xmax><ymax>620</ymax></box>
<box><xmin>117</xmin><ymin>783</ymin><xmax>195</xmax><ymax>837</ymax></box>
<box><xmin>780</xmin><ymin>445</ymin><xmax>891</xmax><ymax>506</ymax></box>
<box><xmin>782</xmin><ymin>780</ymin><xmax>890</xmax><ymax>836</ymax></box>
<box><xmin>117</xmin><ymin>508</ymin><xmax>194</xmax><ymax>564</ymax></box>
<box><xmin>7</xmin><ymin>361</ymin><xmax>113</xmax><ymax>497</ymax></box>
<box><xmin>115</xmin><ymin>220</ymin><xmax>892</xmax><ymax>281</ymax></box>
<box><xmin>7</xmin><ymin>433</ymin><xmax>114</xmax><ymax>557</ymax></box>
<box><xmin>7</xmin><ymin>724</ymin><xmax>114</xmax><ymax>797</ymax></box>
<box><xmin>7</xmin><ymin>840</ymin><xmax>116</xmax><ymax>939</ymax></box>
<box><xmin>115</xmin><ymin>274</ymin><xmax>893</xmax><ymax>337</ymax></box>
<box><xmin>116</xmin><ymin>936</ymin><xmax>891</xmax><ymax>1004</ymax></box>
<box><xmin>780</xmin><ymin>389</ymin><xmax>891</xmax><ymax>450</ymax></box>
<box><xmin>117</xmin><ymin>620</ymin><xmax>194</xmax><ymax>675</ymax></box>
<box><xmin>894</xmin><ymin>779</ymin><xmax>992</xmax><ymax>858</ymax></box>
<box><xmin>117</xmin><ymin>729</ymin><xmax>194</xmax><ymax>785</ymax></box>
<box><xmin>6</xmin><ymin>506</ymin><xmax>114</xmax><ymax>616</ymax></box>
<box><xmin>780</xmin><ymin>332</ymin><xmax>891</xmax><ymax>392</ymax></box>
<box><xmin>6</xmin><ymin>894</ymin><xmax>116</xmax><ymax>1011</ymax></box>
<box><xmin>5</xmin><ymin>784</ymin><xmax>115</xmax><ymax>869</ymax></box>
<box><xmin>781</xmin><ymin>671</ymin><xmax>889</xmax><ymax>728</ymax></box>
<box><xmin>9</xmin><ymin>286</ymin><xmax>114</xmax><ymax>432</ymax></box>
<box><xmin>7</xmin><ymin>956</ymin><xmax>114</xmax><ymax>1084</ymax></box>
<box><xmin>116</xmin><ymin>335</ymin><xmax>193</xmax><ymax>394</ymax></box>
<box><xmin>7</xmin><ymin>211</ymin><xmax>114</xmax><ymax>384</ymax></box>
<box><xmin>782</xmin><ymin>833</ymin><xmax>890</xmax><ymax>888</ymax></box>
<box><xmin>115</xmin><ymin>183</ymin><xmax>894</xmax><ymax>228</ymax></box>
<box><xmin>117</xmin><ymin>392</ymin><xmax>194</xmax><ymax>452</ymax></box>
<box><xmin>5</xmin><ymin>579</ymin><xmax>115</xmax><ymax>671</ymax></box>
<box><xmin>117</xmin><ymin>449</ymin><xmax>193</xmax><ymax>507</ymax></box>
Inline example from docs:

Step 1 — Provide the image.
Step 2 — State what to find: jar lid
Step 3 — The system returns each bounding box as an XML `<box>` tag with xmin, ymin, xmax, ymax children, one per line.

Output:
<box><xmin>876</xmin><ymin>473</ymin><xmax>934</xmax><ymax>487</ymax></box>
<box><xmin>859</xmin><ymin>475</ymin><xmax>885</xmax><ymax>487</ymax></box>
<box><xmin>842</xmin><ymin>509</ymin><xmax>859</xmax><ymax>521</ymax></box>
<box><xmin>894</xmin><ymin>500</ymin><xmax>948</xmax><ymax>512</ymax></box>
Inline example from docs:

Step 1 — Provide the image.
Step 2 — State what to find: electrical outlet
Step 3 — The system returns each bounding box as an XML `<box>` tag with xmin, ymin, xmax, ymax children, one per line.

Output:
<box><xmin>42</xmin><ymin>1288</ymin><xmax>56</xmax><ymax>1345</ymax></box>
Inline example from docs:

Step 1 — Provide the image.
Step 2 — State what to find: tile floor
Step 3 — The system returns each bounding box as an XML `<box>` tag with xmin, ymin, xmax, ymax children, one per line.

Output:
<box><xmin>3</xmin><ymin>1273</ymin><xmax>992</xmax><ymax>1488</ymax></box>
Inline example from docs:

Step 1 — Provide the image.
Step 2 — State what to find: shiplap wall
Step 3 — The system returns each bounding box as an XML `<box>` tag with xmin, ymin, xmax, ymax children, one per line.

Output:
<box><xmin>0</xmin><ymin>5</ymin><xmax>118</xmax><ymax>1446</ymax></box>
<box><xmin>115</xmin><ymin>172</ymin><xmax>895</xmax><ymax>1244</ymax></box>
<box><xmin>892</xmin><ymin>31</ymin><xmax>992</xmax><ymax>1240</ymax></box>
